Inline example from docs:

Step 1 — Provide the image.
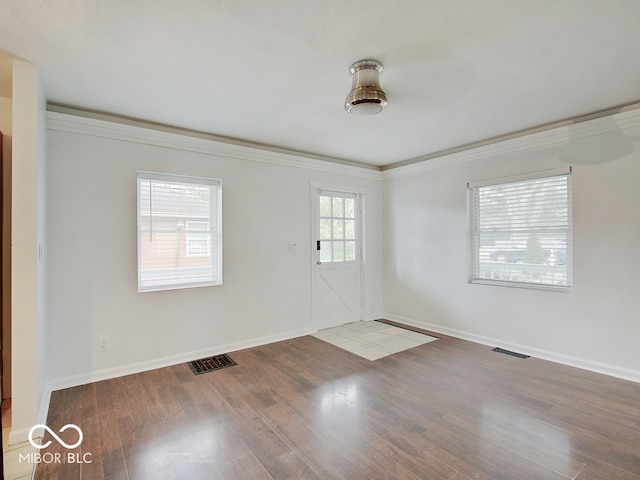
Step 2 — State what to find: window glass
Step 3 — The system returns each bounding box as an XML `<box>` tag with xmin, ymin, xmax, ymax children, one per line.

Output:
<box><xmin>333</xmin><ymin>241</ymin><xmax>345</xmax><ymax>262</ymax></box>
<box><xmin>345</xmin><ymin>198</ymin><xmax>355</xmax><ymax>218</ymax></box>
<box><xmin>319</xmin><ymin>192</ymin><xmax>358</xmax><ymax>264</ymax></box>
<box><xmin>470</xmin><ymin>169</ymin><xmax>572</xmax><ymax>290</ymax></box>
<box><xmin>345</xmin><ymin>241</ymin><xmax>355</xmax><ymax>261</ymax></box>
<box><xmin>332</xmin><ymin>197</ymin><xmax>344</xmax><ymax>217</ymax></box>
<box><xmin>137</xmin><ymin>172</ymin><xmax>222</xmax><ymax>292</ymax></box>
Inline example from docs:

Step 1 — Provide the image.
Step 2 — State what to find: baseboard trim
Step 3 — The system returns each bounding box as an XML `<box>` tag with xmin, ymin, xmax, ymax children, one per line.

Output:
<box><xmin>383</xmin><ymin>313</ymin><xmax>640</xmax><ymax>384</ymax></box>
<box><xmin>6</xmin><ymin>392</ymin><xmax>51</xmax><ymax>445</ymax></box>
<box><xmin>14</xmin><ymin>327</ymin><xmax>312</xmax><ymax>446</ymax></box>
<box><xmin>37</xmin><ymin>386</ymin><xmax>52</xmax><ymax>430</ymax></box>
<box><xmin>8</xmin><ymin>426</ymin><xmax>33</xmax><ymax>446</ymax></box>
<box><xmin>45</xmin><ymin>326</ymin><xmax>314</xmax><ymax>397</ymax></box>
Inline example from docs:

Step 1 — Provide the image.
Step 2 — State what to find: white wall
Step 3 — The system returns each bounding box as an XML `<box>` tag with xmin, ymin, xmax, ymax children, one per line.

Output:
<box><xmin>383</xmin><ymin>109</ymin><xmax>640</xmax><ymax>381</ymax></box>
<box><xmin>40</xmin><ymin>104</ymin><xmax>640</xmax><ymax>404</ymax></box>
<box><xmin>45</xmin><ymin>113</ymin><xmax>383</xmax><ymax>388</ymax></box>
<box><xmin>10</xmin><ymin>60</ymin><xmax>47</xmax><ymax>444</ymax></box>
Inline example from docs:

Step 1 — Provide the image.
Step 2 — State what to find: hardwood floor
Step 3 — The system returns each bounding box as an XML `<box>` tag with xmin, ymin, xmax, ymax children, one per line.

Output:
<box><xmin>35</xmin><ymin>321</ymin><xmax>640</xmax><ymax>479</ymax></box>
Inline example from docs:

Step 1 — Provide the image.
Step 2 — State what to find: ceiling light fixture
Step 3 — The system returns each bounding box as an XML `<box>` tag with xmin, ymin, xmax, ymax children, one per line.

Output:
<box><xmin>344</xmin><ymin>59</ymin><xmax>388</xmax><ymax>115</ymax></box>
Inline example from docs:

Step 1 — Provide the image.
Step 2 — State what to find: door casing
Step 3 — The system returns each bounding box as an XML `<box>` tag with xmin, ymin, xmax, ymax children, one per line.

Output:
<box><xmin>310</xmin><ymin>183</ymin><xmax>366</xmax><ymax>331</ymax></box>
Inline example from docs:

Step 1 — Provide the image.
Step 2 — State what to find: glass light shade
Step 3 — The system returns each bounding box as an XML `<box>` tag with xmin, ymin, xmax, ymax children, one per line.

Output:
<box><xmin>344</xmin><ymin>59</ymin><xmax>388</xmax><ymax>115</ymax></box>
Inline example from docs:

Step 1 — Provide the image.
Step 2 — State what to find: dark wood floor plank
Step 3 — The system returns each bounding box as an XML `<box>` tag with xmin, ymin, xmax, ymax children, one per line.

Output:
<box><xmin>101</xmin><ymin>430</ymin><xmax>129</xmax><ymax>480</ymax></box>
<box><xmin>75</xmin><ymin>412</ymin><xmax>106</xmax><ymax>480</ymax></box>
<box><xmin>576</xmin><ymin>460</ymin><xmax>640</xmax><ymax>480</ymax></box>
<box><xmin>95</xmin><ymin>376</ymin><xmax>133</xmax><ymax>420</ymax></box>
<box><xmin>277</xmin><ymin>377</ymin><xmax>448</xmax><ymax>480</ymax></box>
<box><xmin>476</xmin><ymin>442</ymin><xmax>575</xmax><ymax>480</ymax></box>
<box><xmin>454</xmin><ymin>405</ymin><xmax>585</xmax><ymax>478</ymax></box>
<box><xmin>218</xmin><ymin>453</ymin><xmax>274</xmax><ymax>480</ymax></box>
<box><xmin>335</xmin><ymin>366</ymin><xmax>497</xmax><ymax>479</ymax></box>
<box><xmin>34</xmin><ymin>321</ymin><xmax>640</xmax><ymax>480</ymax></box>
<box><xmin>256</xmin><ymin>401</ymin><xmax>368</xmax><ymax>480</ymax></box>
<box><xmin>449</xmin><ymin>473</ymin><xmax>476</xmax><ymax>480</ymax></box>
<box><xmin>230</xmin><ymin>411</ymin><xmax>319</xmax><ymax>480</ymax></box>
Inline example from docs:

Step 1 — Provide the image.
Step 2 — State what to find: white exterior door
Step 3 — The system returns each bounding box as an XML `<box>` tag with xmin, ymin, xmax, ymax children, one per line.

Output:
<box><xmin>312</xmin><ymin>189</ymin><xmax>363</xmax><ymax>330</ymax></box>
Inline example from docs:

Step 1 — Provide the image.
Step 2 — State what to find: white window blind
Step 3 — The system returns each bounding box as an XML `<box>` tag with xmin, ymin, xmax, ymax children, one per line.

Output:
<box><xmin>137</xmin><ymin>172</ymin><xmax>222</xmax><ymax>292</ymax></box>
<box><xmin>186</xmin><ymin>221</ymin><xmax>211</xmax><ymax>257</ymax></box>
<box><xmin>469</xmin><ymin>168</ymin><xmax>572</xmax><ymax>290</ymax></box>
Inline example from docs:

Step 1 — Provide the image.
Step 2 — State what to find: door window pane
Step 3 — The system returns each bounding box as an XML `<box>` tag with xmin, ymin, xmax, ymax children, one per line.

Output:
<box><xmin>333</xmin><ymin>219</ymin><xmax>344</xmax><ymax>239</ymax></box>
<box><xmin>320</xmin><ymin>241</ymin><xmax>332</xmax><ymax>262</ymax></box>
<box><xmin>333</xmin><ymin>241</ymin><xmax>345</xmax><ymax>262</ymax></box>
<box><xmin>319</xmin><ymin>219</ymin><xmax>332</xmax><ymax>240</ymax></box>
<box><xmin>332</xmin><ymin>197</ymin><xmax>344</xmax><ymax>217</ymax></box>
<box><xmin>319</xmin><ymin>196</ymin><xmax>332</xmax><ymax>217</ymax></box>
<box><xmin>345</xmin><ymin>241</ymin><xmax>355</xmax><ymax>261</ymax></box>
<box><xmin>345</xmin><ymin>198</ymin><xmax>355</xmax><ymax>218</ymax></box>
<box><xmin>345</xmin><ymin>220</ymin><xmax>355</xmax><ymax>240</ymax></box>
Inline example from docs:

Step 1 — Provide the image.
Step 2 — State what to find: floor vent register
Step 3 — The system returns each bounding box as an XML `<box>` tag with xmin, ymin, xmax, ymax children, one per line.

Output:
<box><xmin>492</xmin><ymin>347</ymin><xmax>530</xmax><ymax>359</ymax></box>
<box><xmin>189</xmin><ymin>354</ymin><xmax>237</xmax><ymax>375</ymax></box>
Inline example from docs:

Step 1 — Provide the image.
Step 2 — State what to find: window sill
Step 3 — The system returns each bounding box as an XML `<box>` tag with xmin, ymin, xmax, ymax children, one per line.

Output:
<box><xmin>470</xmin><ymin>278</ymin><xmax>572</xmax><ymax>293</ymax></box>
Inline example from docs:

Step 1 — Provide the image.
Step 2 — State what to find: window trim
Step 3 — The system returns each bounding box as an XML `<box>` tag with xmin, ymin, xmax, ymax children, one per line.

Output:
<box><xmin>468</xmin><ymin>167</ymin><xmax>572</xmax><ymax>292</ymax></box>
<box><xmin>137</xmin><ymin>171</ymin><xmax>222</xmax><ymax>292</ymax></box>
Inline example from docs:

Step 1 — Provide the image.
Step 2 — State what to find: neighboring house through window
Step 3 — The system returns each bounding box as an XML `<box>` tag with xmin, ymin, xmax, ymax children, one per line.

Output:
<box><xmin>137</xmin><ymin>172</ymin><xmax>222</xmax><ymax>292</ymax></box>
<box><xmin>469</xmin><ymin>167</ymin><xmax>572</xmax><ymax>290</ymax></box>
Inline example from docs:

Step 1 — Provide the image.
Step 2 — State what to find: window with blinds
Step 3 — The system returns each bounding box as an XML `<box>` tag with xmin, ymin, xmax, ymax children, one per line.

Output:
<box><xmin>469</xmin><ymin>168</ymin><xmax>572</xmax><ymax>290</ymax></box>
<box><xmin>137</xmin><ymin>172</ymin><xmax>222</xmax><ymax>292</ymax></box>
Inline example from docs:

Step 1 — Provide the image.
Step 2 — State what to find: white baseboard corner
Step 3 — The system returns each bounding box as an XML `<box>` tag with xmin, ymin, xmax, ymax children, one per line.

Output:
<box><xmin>8</xmin><ymin>425</ymin><xmax>32</xmax><ymax>446</ymax></box>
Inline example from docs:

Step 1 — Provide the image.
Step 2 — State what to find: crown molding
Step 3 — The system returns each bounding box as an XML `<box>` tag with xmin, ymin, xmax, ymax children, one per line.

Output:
<box><xmin>47</xmin><ymin>103</ymin><xmax>640</xmax><ymax>181</ymax></box>
<box><xmin>47</xmin><ymin>110</ymin><xmax>383</xmax><ymax>181</ymax></box>
<box><xmin>382</xmin><ymin>104</ymin><xmax>640</xmax><ymax>179</ymax></box>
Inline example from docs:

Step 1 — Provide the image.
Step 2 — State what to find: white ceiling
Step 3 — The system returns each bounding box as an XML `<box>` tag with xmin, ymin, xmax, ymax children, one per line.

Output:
<box><xmin>1</xmin><ymin>0</ymin><xmax>640</xmax><ymax>168</ymax></box>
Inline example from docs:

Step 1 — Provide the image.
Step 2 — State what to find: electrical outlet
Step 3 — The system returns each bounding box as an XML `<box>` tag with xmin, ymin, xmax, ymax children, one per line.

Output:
<box><xmin>98</xmin><ymin>336</ymin><xmax>110</xmax><ymax>352</ymax></box>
